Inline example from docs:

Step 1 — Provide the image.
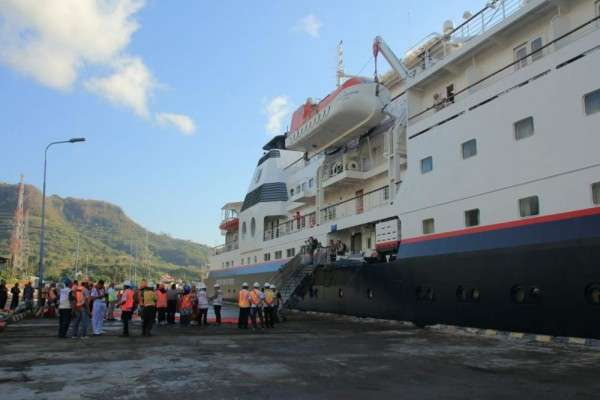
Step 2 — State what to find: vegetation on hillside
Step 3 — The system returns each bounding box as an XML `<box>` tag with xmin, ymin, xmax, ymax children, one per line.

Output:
<box><xmin>0</xmin><ymin>182</ymin><xmax>209</xmax><ymax>283</ymax></box>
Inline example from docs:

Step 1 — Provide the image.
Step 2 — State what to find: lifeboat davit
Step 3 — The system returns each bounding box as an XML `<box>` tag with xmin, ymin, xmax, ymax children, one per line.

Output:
<box><xmin>285</xmin><ymin>77</ymin><xmax>390</xmax><ymax>152</ymax></box>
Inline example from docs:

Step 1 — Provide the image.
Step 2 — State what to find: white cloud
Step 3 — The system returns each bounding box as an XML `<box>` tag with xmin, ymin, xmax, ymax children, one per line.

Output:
<box><xmin>295</xmin><ymin>14</ymin><xmax>322</xmax><ymax>38</ymax></box>
<box><xmin>0</xmin><ymin>0</ymin><xmax>144</xmax><ymax>90</ymax></box>
<box><xmin>85</xmin><ymin>56</ymin><xmax>154</xmax><ymax>117</ymax></box>
<box><xmin>156</xmin><ymin>112</ymin><xmax>196</xmax><ymax>135</ymax></box>
<box><xmin>264</xmin><ymin>96</ymin><xmax>291</xmax><ymax>135</ymax></box>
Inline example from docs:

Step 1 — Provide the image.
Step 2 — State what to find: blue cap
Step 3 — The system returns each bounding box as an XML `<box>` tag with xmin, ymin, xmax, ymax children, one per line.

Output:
<box><xmin>63</xmin><ymin>278</ymin><xmax>72</xmax><ymax>286</ymax></box>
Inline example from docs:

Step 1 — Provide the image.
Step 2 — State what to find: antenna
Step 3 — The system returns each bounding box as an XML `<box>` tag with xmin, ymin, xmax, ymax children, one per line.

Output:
<box><xmin>336</xmin><ymin>40</ymin><xmax>344</xmax><ymax>87</ymax></box>
<box><xmin>9</xmin><ymin>175</ymin><xmax>26</xmax><ymax>277</ymax></box>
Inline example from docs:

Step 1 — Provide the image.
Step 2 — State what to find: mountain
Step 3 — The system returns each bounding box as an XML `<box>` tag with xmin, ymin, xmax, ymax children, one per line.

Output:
<box><xmin>0</xmin><ymin>181</ymin><xmax>210</xmax><ymax>283</ymax></box>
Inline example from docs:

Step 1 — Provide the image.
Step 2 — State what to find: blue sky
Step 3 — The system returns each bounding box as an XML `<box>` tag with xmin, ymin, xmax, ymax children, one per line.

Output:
<box><xmin>0</xmin><ymin>0</ymin><xmax>483</xmax><ymax>246</ymax></box>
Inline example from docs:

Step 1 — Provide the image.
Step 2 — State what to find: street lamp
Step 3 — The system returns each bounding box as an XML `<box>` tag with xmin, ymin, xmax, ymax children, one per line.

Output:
<box><xmin>37</xmin><ymin>138</ymin><xmax>86</xmax><ymax>305</ymax></box>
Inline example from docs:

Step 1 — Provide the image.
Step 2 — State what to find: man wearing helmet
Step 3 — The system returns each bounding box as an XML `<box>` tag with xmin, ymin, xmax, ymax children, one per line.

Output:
<box><xmin>196</xmin><ymin>283</ymin><xmax>209</xmax><ymax>327</ymax></box>
<box><xmin>211</xmin><ymin>283</ymin><xmax>223</xmax><ymax>325</ymax></box>
<box><xmin>179</xmin><ymin>285</ymin><xmax>193</xmax><ymax>327</ymax></box>
<box><xmin>237</xmin><ymin>282</ymin><xmax>250</xmax><ymax>329</ymax></box>
<box><xmin>119</xmin><ymin>281</ymin><xmax>136</xmax><ymax>337</ymax></box>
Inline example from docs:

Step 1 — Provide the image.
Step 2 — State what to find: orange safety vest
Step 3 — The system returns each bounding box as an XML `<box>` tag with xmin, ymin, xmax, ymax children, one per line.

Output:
<box><xmin>250</xmin><ymin>289</ymin><xmax>261</xmax><ymax>306</ymax></box>
<box><xmin>264</xmin><ymin>289</ymin><xmax>274</xmax><ymax>306</ymax></box>
<box><xmin>122</xmin><ymin>289</ymin><xmax>134</xmax><ymax>312</ymax></box>
<box><xmin>156</xmin><ymin>290</ymin><xmax>168</xmax><ymax>308</ymax></box>
<box><xmin>238</xmin><ymin>289</ymin><xmax>250</xmax><ymax>308</ymax></box>
<box><xmin>74</xmin><ymin>286</ymin><xmax>85</xmax><ymax>310</ymax></box>
<box><xmin>180</xmin><ymin>294</ymin><xmax>192</xmax><ymax>310</ymax></box>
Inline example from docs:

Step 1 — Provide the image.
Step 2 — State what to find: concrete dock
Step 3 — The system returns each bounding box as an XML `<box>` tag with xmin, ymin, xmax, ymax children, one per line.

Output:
<box><xmin>1</xmin><ymin>309</ymin><xmax>599</xmax><ymax>399</ymax></box>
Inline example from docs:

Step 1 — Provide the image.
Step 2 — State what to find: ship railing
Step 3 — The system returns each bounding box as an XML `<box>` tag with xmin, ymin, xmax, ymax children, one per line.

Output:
<box><xmin>408</xmin><ymin>13</ymin><xmax>600</xmax><ymax>125</ymax></box>
<box><xmin>320</xmin><ymin>185</ymin><xmax>390</xmax><ymax>223</ymax></box>
<box><xmin>212</xmin><ymin>239</ymin><xmax>239</xmax><ymax>255</ymax></box>
<box><xmin>263</xmin><ymin>212</ymin><xmax>317</xmax><ymax>241</ymax></box>
<box><xmin>407</xmin><ymin>0</ymin><xmax>524</xmax><ymax>76</ymax></box>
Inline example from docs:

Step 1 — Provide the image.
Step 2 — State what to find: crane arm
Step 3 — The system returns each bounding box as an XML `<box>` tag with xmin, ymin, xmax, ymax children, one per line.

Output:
<box><xmin>373</xmin><ymin>36</ymin><xmax>409</xmax><ymax>80</ymax></box>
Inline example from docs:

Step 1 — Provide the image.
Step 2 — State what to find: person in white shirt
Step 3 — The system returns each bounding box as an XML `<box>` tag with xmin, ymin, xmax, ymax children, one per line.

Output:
<box><xmin>196</xmin><ymin>283</ymin><xmax>209</xmax><ymax>327</ymax></box>
<box><xmin>211</xmin><ymin>284</ymin><xmax>223</xmax><ymax>325</ymax></box>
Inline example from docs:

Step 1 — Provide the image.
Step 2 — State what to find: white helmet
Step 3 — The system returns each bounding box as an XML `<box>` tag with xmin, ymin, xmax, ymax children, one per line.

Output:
<box><xmin>213</xmin><ymin>283</ymin><xmax>220</xmax><ymax>288</ymax></box>
<box><xmin>264</xmin><ymin>283</ymin><xmax>271</xmax><ymax>289</ymax></box>
<box><xmin>271</xmin><ymin>284</ymin><xmax>276</xmax><ymax>289</ymax></box>
<box><xmin>123</xmin><ymin>280</ymin><xmax>132</xmax><ymax>288</ymax></box>
<box><xmin>253</xmin><ymin>282</ymin><xmax>260</xmax><ymax>288</ymax></box>
<box><xmin>198</xmin><ymin>282</ymin><xmax>206</xmax><ymax>290</ymax></box>
<box><xmin>241</xmin><ymin>282</ymin><xmax>249</xmax><ymax>288</ymax></box>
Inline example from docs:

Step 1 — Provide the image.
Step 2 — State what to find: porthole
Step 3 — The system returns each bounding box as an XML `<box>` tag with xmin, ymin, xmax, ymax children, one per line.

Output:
<box><xmin>470</xmin><ymin>288</ymin><xmax>481</xmax><ymax>302</ymax></box>
<box><xmin>456</xmin><ymin>285</ymin><xmax>467</xmax><ymax>302</ymax></box>
<box><xmin>511</xmin><ymin>285</ymin><xmax>525</xmax><ymax>304</ymax></box>
<box><xmin>529</xmin><ymin>286</ymin><xmax>541</xmax><ymax>303</ymax></box>
<box><xmin>416</xmin><ymin>286</ymin><xmax>434</xmax><ymax>302</ymax></box>
<box><xmin>367</xmin><ymin>289</ymin><xmax>374</xmax><ymax>299</ymax></box>
<box><xmin>585</xmin><ymin>284</ymin><xmax>600</xmax><ymax>305</ymax></box>
<box><xmin>338</xmin><ymin>288</ymin><xmax>344</xmax><ymax>298</ymax></box>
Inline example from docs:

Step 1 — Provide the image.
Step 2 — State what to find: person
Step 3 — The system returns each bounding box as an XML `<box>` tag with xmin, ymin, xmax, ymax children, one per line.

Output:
<box><xmin>120</xmin><ymin>280</ymin><xmax>135</xmax><ymax>337</ymax></box>
<box><xmin>258</xmin><ymin>284</ymin><xmax>266</xmax><ymax>329</ymax></box>
<box><xmin>139</xmin><ymin>280</ymin><xmax>157</xmax><ymax>336</ymax></box>
<box><xmin>0</xmin><ymin>279</ymin><xmax>8</xmax><ymax>310</ymax></box>
<box><xmin>263</xmin><ymin>283</ymin><xmax>275</xmax><ymax>328</ymax></box>
<box><xmin>47</xmin><ymin>283</ymin><xmax>58</xmax><ymax>318</ymax></box>
<box><xmin>35</xmin><ymin>283</ymin><xmax>49</xmax><ymax>318</ymax></box>
<box><xmin>106</xmin><ymin>282</ymin><xmax>117</xmax><ymax>321</ymax></box>
<box><xmin>91</xmin><ymin>280</ymin><xmax>107</xmax><ymax>336</ymax></box>
<box><xmin>156</xmin><ymin>284</ymin><xmax>168</xmax><ymax>325</ymax></box>
<box><xmin>58</xmin><ymin>279</ymin><xmax>75</xmax><ymax>338</ymax></box>
<box><xmin>179</xmin><ymin>285</ymin><xmax>193</xmax><ymax>327</ymax></box>
<box><xmin>196</xmin><ymin>283</ymin><xmax>209</xmax><ymax>327</ymax></box>
<box><xmin>273</xmin><ymin>285</ymin><xmax>285</xmax><ymax>322</ymax></box>
<box><xmin>237</xmin><ymin>282</ymin><xmax>250</xmax><ymax>329</ymax></box>
<box><xmin>211</xmin><ymin>283</ymin><xmax>223</xmax><ymax>325</ymax></box>
<box><xmin>23</xmin><ymin>281</ymin><xmax>34</xmax><ymax>310</ymax></box>
<box><xmin>10</xmin><ymin>282</ymin><xmax>20</xmax><ymax>310</ymax></box>
<box><xmin>249</xmin><ymin>282</ymin><xmax>263</xmax><ymax>330</ymax></box>
<box><xmin>166</xmin><ymin>283</ymin><xmax>178</xmax><ymax>324</ymax></box>
<box><xmin>71</xmin><ymin>280</ymin><xmax>90</xmax><ymax>339</ymax></box>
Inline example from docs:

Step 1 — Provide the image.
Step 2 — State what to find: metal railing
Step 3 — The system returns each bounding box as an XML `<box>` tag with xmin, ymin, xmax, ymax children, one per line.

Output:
<box><xmin>406</xmin><ymin>0</ymin><xmax>524</xmax><ymax>74</ymax></box>
<box><xmin>212</xmin><ymin>239</ymin><xmax>239</xmax><ymax>255</ymax></box>
<box><xmin>408</xmin><ymin>14</ymin><xmax>600</xmax><ymax>127</ymax></box>
<box><xmin>263</xmin><ymin>212</ymin><xmax>317</xmax><ymax>241</ymax></box>
<box><xmin>320</xmin><ymin>185</ymin><xmax>390</xmax><ymax>222</ymax></box>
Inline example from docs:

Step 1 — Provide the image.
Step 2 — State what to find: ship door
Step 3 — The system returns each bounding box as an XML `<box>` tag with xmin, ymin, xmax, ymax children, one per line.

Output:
<box><xmin>355</xmin><ymin>190</ymin><xmax>364</xmax><ymax>214</ymax></box>
<box><xmin>351</xmin><ymin>232</ymin><xmax>362</xmax><ymax>254</ymax></box>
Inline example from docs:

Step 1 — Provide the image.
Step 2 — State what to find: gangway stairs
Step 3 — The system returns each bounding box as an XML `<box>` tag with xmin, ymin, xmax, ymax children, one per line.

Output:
<box><xmin>270</xmin><ymin>254</ymin><xmax>315</xmax><ymax>307</ymax></box>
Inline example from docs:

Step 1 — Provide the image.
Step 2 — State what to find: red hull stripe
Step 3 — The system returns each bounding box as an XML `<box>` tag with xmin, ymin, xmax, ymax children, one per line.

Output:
<box><xmin>402</xmin><ymin>207</ymin><xmax>600</xmax><ymax>245</ymax></box>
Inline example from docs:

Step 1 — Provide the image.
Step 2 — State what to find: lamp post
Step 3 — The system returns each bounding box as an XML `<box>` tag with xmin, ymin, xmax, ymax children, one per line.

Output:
<box><xmin>37</xmin><ymin>138</ymin><xmax>85</xmax><ymax>305</ymax></box>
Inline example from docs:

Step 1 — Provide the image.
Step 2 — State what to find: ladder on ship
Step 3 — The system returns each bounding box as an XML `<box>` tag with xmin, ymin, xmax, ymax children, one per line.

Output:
<box><xmin>270</xmin><ymin>254</ymin><xmax>315</xmax><ymax>307</ymax></box>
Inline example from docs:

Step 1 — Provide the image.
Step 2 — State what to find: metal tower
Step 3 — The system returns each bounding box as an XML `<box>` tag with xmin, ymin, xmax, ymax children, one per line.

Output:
<box><xmin>9</xmin><ymin>175</ymin><xmax>26</xmax><ymax>277</ymax></box>
<box><xmin>336</xmin><ymin>40</ymin><xmax>345</xmax><ymax>87</ymax></box>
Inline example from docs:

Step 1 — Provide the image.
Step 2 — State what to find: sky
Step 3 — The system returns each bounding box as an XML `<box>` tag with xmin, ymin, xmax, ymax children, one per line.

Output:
<box><xmin>0</xmin><ymin>0</ymin><xmax>484</xmax><ymax>247</ymax></box>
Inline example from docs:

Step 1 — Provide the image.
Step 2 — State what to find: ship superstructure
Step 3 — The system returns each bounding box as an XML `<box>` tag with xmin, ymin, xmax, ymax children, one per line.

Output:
<box><xmin>209</xmin><ymin>0</ymin><xmax>600</xmax><ymax>338</ymax></box>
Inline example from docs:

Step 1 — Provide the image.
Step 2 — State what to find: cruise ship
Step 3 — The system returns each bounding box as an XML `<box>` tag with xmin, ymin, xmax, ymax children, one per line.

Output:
<box><xmin>207</xmin><ymin>0</ymin><xmax>600</xmax><ymax>339</ymax></box>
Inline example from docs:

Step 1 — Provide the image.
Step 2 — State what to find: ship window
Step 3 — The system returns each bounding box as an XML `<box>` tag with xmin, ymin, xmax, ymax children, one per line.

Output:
<box><xmin>254</xmin><ymin>168</ymin><xmax>262</xmax><ymax>184</ymax></box>
<box><xmin>421</xmin><ymin>156</ymin><xmax>433</xmax><ymax>174</ymax></box>
<box><xmin>511</xmin><ymin>285</ymin><xmax>525</xmax><ymax>304</ymax></box>
<box><xmin>470</xmin><ymin>288</ymin><xmax>481</xmax><ymax>302</ymax></box>
<box><xmin>514</xmin><ymin>43</ymin><xmax>528</xmax><ymax>70</ymax></box>
<box><xmin>242</xmin><ymin>221</ymin><xmax>247</xmax><ymax>237</ymax></box>
<box><xmin>416</xmin><ymin>286</ymin><xmax>434</xmax><ymax>302</ymax></box>
<box><xmin>461</xmin><ymin>139</ymin><xmax>477</xmax><ymax>159</ymax></box>
<box><xmin>286</xmin><ymin>248</ymin><xmax>296</xmax><ymax>257</ymax></box>
<box><xmin>584</xmin><ymin>89</ymin><xmax>600</xmax><ymax>115</ymax></box>
<box><xmin>275</xmin><ymin>250</ymin><xmax>282</xmax><ymax>259</ymax></box>
<box><xmin>308</xmin><ymin>178</ymin><xmax>314</xmax><ymax>188</ymax></box>
<box><xmin>254</xmin><ymin>256</ymin><xmax>257</xmax><ymax>263</ymax></box>
<box><xmin>593</xmin><ymin>182</ymin><xmax>600</xmax><ymax>205</ymax></box>
<box><xmin>531</xmin><ymin>37</ymin><xmax>543</xmax><ymax>61</ymax></box>
<box><xmin>514</xmin><ymin>117</ymin><xmax>534</xmax><ymax>140</ymax></box>
<box><xmin>241</xmin><ymin>258</ymin><xmax>244</xmax><ymax>265</ymax></box>
<box><xmin>586</xmin><ymin>284</ymin><xmax>600</xmax><ymax>305</ymax></box>
<box><xmin>338</xmin><ymin>288</ymin><xmax>344</xmax><ymax>298</ymax></box>
<box><xmin>519</xmin><ymin>196</ymin><xmax>540</xmax><ymax>217</ymax></box>
<box><xmin>290</xmin><ymin>188</ymin><xmax>294</xmax><ymax>196</ymax></box>
<box><xmin>250</xmin><ymin>217</ymin><xmax>256</xmax><ymax>237</ymax></box>
<box><xmin>247</xmin><ymin>257</ymin><xmax>251</xmax><ymax>265</ymax></box>
<box><xmin>422</xmin><ymin>218</ymin><xmax>435</xmax><ymax>234</ymax></box>
<box><xmin>446</xmin><ymin>84</ymin><xmax>455</xmax><ymax>104</ymax></box>
<box><xmin>367</xmin><ymin>289</ymin><xmax>374</xmax><ymax>299</ymax></box>
<box><xmin>264</xmin><ymin>253</ymin><xmax>271</xmax><ymax>261</ymax></box>
<box><xmin>465</xmin><ymin>209</ymin><xmax>480</xmax><ymax>227</ymax></box>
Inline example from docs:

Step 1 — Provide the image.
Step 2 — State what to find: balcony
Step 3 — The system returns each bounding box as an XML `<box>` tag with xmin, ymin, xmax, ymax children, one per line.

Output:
<box><xmin>212</xmin><ymin>240</ymin><xmax>239</xmax><ymax>256</ymax></box>
<box><xmin>321</xmin><ymin>156</ymin><xmax>387</xmax><ymax>189</ymax></box>
<box><xmin>320</xmin><ymin>185</ymin><xmax>390</xmax><ymax>223</ymax></box>
<box><xmin>264</xmin><ymin>212</ymin><xmax>317</xmax><ymax>241</ymax></box>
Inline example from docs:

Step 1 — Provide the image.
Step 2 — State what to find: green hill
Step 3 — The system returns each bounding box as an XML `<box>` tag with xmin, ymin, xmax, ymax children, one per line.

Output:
<box><xmin>0</xmin><ymin>182</ymin><xmax>210</xmax><ymax>283</ymax></box>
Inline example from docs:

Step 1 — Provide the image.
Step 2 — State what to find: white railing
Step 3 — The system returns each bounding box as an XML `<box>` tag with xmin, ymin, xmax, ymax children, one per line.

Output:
<box><xmin>320</xmin><ymin>186</ymin><xmax>390</xmax><ymax>222</ymax></box>
<box><xmin>263</xmin><ymin>212</ymin><xmax>317</xmax><ymax>241</ymax></box>
<box><xmin>212</xmin><ymin>240</ymin><xmax>239</xmax><ymax>255</ymax></box>
<box><xmin>321</xmin><ymin>155</ymin><xmax>386</xmax><ymax>182</ymax></box>
<box><xmin>407</xmin><ymin>0</ymin><xmax>524</xmax><ymax>74</ymax></box>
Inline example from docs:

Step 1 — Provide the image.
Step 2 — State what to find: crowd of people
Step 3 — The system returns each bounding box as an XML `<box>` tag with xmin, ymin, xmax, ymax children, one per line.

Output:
<box><xmin>1</xmin><ymin>277</ymin><xmax>286</xmax><ymax>338</ymax></box>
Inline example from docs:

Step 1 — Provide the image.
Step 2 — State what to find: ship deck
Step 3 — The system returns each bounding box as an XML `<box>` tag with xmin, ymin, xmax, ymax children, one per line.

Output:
<box><xmin>1</xmin><ymin>307</ymin><xmax>599</xmax><ymax>399</ymax></box>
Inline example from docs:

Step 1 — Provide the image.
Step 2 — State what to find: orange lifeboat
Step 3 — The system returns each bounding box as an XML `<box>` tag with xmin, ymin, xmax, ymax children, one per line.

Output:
<box><xmin>219</xmin><ymin>218</ymin><xmax>239</xmax><ymax>231</ymax></box>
